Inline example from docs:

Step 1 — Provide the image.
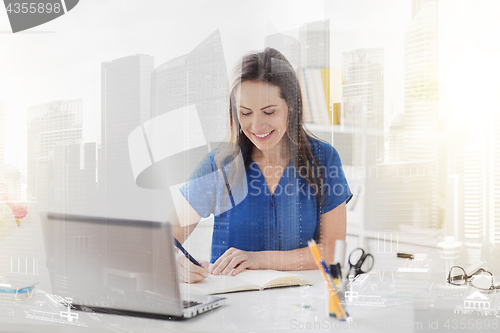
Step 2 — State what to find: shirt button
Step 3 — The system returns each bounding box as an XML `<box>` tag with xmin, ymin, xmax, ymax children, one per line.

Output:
<box><xmin>271</xmin><ymin>233</ymin><xmax>275</xmax><ymax>237</ymax></box>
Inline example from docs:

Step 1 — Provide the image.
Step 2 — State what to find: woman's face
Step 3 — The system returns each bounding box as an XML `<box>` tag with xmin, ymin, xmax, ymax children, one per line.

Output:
<box><xmin>234</xmin><ymin>80</ymin><xmax>289</xmax><ymax>157</ymax></box>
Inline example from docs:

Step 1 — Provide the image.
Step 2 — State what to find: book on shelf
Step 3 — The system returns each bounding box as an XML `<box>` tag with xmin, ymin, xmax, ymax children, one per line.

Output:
<box><xmin>331</xmin><ymin>103</ymin><xmax>341</xmax><ymax>125</ymax></box>
<box><xmin>187</xmin><ymin>269</ymin><xmax>313</xmax><ymax>295</ymax></box>
<box><xmin>298</xmin><ymin>69</ymin><xmax>312</xmax><ymax>123</ymax></box>
<box><xmin>305</xmin><ymin>68</ymin><xmax>327</xmax><ymax>125</ymax></box>
<box><xmin>318</xmin><ymin>68</ymin><xmax>331</xmax><ymax>125</ymax></box>
<box><xmin>299</xmin><ymin>67</ymin><xmax>338</xmax><ymax>125</ymax></box>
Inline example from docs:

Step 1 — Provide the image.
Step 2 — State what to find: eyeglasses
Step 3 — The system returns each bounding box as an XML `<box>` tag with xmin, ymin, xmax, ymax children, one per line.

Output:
<box><xmin>447</xmin><ymin>266</ymin><xmax>500</xmax><ymax>291</ymax></box>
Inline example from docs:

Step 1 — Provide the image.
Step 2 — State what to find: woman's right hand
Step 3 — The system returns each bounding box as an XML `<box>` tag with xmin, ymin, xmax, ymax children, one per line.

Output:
<box><xmin>176</xmin><ymin>255</ymin><xmax>209</xmax><ymax>283</ymax></box>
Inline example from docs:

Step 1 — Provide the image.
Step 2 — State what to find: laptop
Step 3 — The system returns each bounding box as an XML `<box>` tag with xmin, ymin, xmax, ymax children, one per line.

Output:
<box><xmin>41</xmin><ymin>212</ymin><xmax>225</xmax><ymax>319</ymax></box>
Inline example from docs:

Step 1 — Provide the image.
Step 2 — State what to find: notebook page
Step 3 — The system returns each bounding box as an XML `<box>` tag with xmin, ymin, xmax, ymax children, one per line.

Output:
<box><xmin>234</xmin><ymin>270</ymin><xmax>304</xmax><ymax>288</ymax></box>
<box><xmin>187</xmin><ymin>274</ymin><xmax>258</xmax><ymax>295</ymax></box>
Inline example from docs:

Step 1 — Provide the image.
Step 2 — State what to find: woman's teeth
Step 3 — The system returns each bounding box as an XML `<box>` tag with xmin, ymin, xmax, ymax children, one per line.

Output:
<box><xmin>255</xmin><ymin>131</ymin><xmax>273</xmax><ymax>138</ymax></box>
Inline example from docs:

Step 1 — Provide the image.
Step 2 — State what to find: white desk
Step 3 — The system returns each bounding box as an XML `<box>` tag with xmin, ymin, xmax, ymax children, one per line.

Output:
<box><xmin>2</xmin><ymin>269</ymin><xmax>494</xmax><ymax>333</ymax></box>
<box><xmin>1</xmin><ymin>211</ymin><xmax>496</xmax><ymax>332</ymax></box>
<box><xmin>0</xmin><ymin>271</ymin><xmax>405</xmax><ymax>333</ymax></box>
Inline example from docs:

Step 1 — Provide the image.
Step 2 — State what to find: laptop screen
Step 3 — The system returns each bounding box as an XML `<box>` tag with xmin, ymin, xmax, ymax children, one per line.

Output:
<box><xmin>41</xmin><ymin>213</ymin><xmax>184</xmax><ymax>318</ymax></box>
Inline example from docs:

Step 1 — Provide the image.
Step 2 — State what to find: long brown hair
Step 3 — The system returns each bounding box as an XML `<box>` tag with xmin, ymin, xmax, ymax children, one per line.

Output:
<box><xmin>223</xmin><ymin>48</ymin><xmax>326</xmax><ymax>228</ymax></box>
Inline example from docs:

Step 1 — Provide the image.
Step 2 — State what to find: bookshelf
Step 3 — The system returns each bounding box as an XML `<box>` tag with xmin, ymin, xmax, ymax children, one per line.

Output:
<box><xmin>304</xmin><ymin>122</ymin><xmax>383</xmax><ymax>136</ymax></box>
<box><xmin>304</xmin><ymin>123</ymin><xmax>343</xmax><ymax>133</ymax></box>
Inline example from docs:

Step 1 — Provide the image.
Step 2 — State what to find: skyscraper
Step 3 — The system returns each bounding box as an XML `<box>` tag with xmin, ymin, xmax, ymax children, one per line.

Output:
<box><xmin>342</xmin><ymin>48</ymin><xmax>385</xmax><ymax>166</ymax></box>
<box><xmin>101</xmin><ymin>54</ymin><xmax>174</xmax><ymax>221</ymax></box>
<box><xmin>341</xmin><ymin>48</ymin><xmax>385</xmax><ymax>231</ymax></box>
<box><xmin>463</xmin><ymin>144</ymin><xmax>484</xmax><ymax>264</ymax></box>
<box><xmin>463</xmin><ymin>145</ymin><xmax>484</xmax><ymax>240</ymax></box>
<box><xmin>403</xmin><ymin>0</ymin><xmax>440</xmax><ymax>229</ymax></box>
<box><xmin>4</xmin><ymin>164</ymin><xmax>22</xmax><ymax>201</ymax></box>
<box><xmin>490</xmin><ymin>111</ymin><xmax>500</xmax><ymax>245</ymax></box>
<box><xmin>404</xmin><ymin>0</ymin><xmax>439</xmax><ymax>161</ymax></box>
<box><xmin>27</xmin><ymin>99</ymin><xmax>83</xmax><ymax>201</ymax></box>
<box><xmin>52</xmin><ymin>143</ymin><xmax>98</xmax><ymax>214</ymax></box>
<box><xmin>299</xmin><ymin>20</ymin><xmax>330</xmax><ymax>68</ymax></box>
<box><xmin>265</xmin><ymin>32</ymin><xmax>300</xmax><ymax>68</ymax></box>
<box><xmin>151</xmin><ymin>29</ymin><xmax>228</xmax><ymax>144</ymax></box>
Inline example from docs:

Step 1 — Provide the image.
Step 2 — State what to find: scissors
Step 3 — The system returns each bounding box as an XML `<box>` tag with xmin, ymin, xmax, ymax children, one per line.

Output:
<box><xmin>347</xmin><ymin>248</ymin><xmax>374</xmax><ymax>278</ymax></box>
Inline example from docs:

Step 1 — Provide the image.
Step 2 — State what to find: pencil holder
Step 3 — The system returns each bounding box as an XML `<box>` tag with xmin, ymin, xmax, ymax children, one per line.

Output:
<box><xmin>324</xmin><ymin>281</ymin><xmax>348</xmax><ymax>319</ymax></box>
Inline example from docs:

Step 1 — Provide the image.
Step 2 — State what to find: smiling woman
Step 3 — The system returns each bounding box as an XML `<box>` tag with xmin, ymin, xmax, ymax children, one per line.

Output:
<box><xmin>172</xmin><ymin>48</ymin><xmax>352</xmax><ymax>283</ymax></box>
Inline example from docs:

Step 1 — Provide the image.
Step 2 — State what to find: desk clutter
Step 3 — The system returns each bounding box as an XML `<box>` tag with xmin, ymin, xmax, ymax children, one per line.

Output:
<box><xmin>305</xmin><ymin>238</ymin><xmax>500</xmax><ymax>321</ymax></box>
<box><xmin>307</xmin><ymin>239</ymin><xmax>378</xmax><ymax>321</ymax></box>
<box><xmin>334</xmin><ymin>248</ymin><xmax>436</xmax><ymax>311</ymax></box>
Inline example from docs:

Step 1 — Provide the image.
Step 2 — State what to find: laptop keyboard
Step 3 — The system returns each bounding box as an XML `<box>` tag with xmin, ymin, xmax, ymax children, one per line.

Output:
<box><xmin>183</xmin><ymin>300</ymin><xmax>201</xmax><ymax>309</ymax></box>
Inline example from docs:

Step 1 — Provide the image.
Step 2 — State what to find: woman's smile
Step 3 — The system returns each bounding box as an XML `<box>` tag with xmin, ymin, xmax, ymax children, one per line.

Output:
<box><xmin>252</xmin><ymin>130</ymin><xmax>274</xmax><ymax>140</ymax></box>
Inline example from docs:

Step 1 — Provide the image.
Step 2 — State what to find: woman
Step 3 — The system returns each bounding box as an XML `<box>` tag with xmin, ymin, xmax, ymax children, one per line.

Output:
<box><xmin>173</xmin><ymin>48</ymin><xmax>352</xmax><ymax>283</ymax></box>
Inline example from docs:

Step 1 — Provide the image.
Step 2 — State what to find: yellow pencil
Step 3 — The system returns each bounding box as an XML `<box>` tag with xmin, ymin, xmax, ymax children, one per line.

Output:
<box><xmin>328</xmin><ymin>290</ymin><xmax>338</xmax><ymax>317</ymax></box>
<box><xmin>307</xmin><ymin>240</ymin><xmax>348</xmax><ymax>320</ymax></box>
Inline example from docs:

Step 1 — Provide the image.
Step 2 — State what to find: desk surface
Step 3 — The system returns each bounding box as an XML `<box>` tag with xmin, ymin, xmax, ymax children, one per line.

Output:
<box><xmin>1</xmin><ymin>210</ymin><xmax>496</xmax><ymax>332</ymax></box>
<box><xmin>1</xmin><ymin>269</ymin><xmax>497</xmax><ymax>333</ymax></box>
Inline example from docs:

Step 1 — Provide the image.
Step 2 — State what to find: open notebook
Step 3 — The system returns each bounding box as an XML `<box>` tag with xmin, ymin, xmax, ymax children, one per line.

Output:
<box><xmin>188</xmin><ymin>270</ymin><xmax>313</xmax><ymax>295</ymax></box>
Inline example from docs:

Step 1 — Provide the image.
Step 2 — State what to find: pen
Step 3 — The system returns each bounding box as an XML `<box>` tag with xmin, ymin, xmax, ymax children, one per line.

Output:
<box><xmin>330</xmin><ymin>263</ymin><xmax>342</xmax><ymax>288</ymax></box>
<box><xmin>174</xmin><ymin>238</ymin><xmax>202</xmax><ymax>267</ymax></box>
<box><xmin>321</xmin><ymin>261</ymin><xmax>331</xmax><ymax>276</ymax></box>
<box><xmin>307</xmin><ymin>240</ymin><xmax>348</xmax><ymax>320</ymax></box>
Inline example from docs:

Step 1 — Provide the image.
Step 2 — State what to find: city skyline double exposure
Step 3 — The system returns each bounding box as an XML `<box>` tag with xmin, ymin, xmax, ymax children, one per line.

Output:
<box><xmin>1</xmin><ymin>0</ymin><xmax>500</xmax><ymax>330</ymax></box>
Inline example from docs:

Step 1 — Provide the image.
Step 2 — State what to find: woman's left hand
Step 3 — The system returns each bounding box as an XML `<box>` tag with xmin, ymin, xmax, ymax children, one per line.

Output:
<box><xmin>210</xmin><ymin>247</ymin><xmax>261</xmax><ymax>276</ymax></box>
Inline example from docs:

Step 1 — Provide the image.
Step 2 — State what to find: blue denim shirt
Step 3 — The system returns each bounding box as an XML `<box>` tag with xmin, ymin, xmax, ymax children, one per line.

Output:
<box><xmin>180</xmin><ymin>138</ymin><xmax>352</xmax><ymax>263</ymax></box>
